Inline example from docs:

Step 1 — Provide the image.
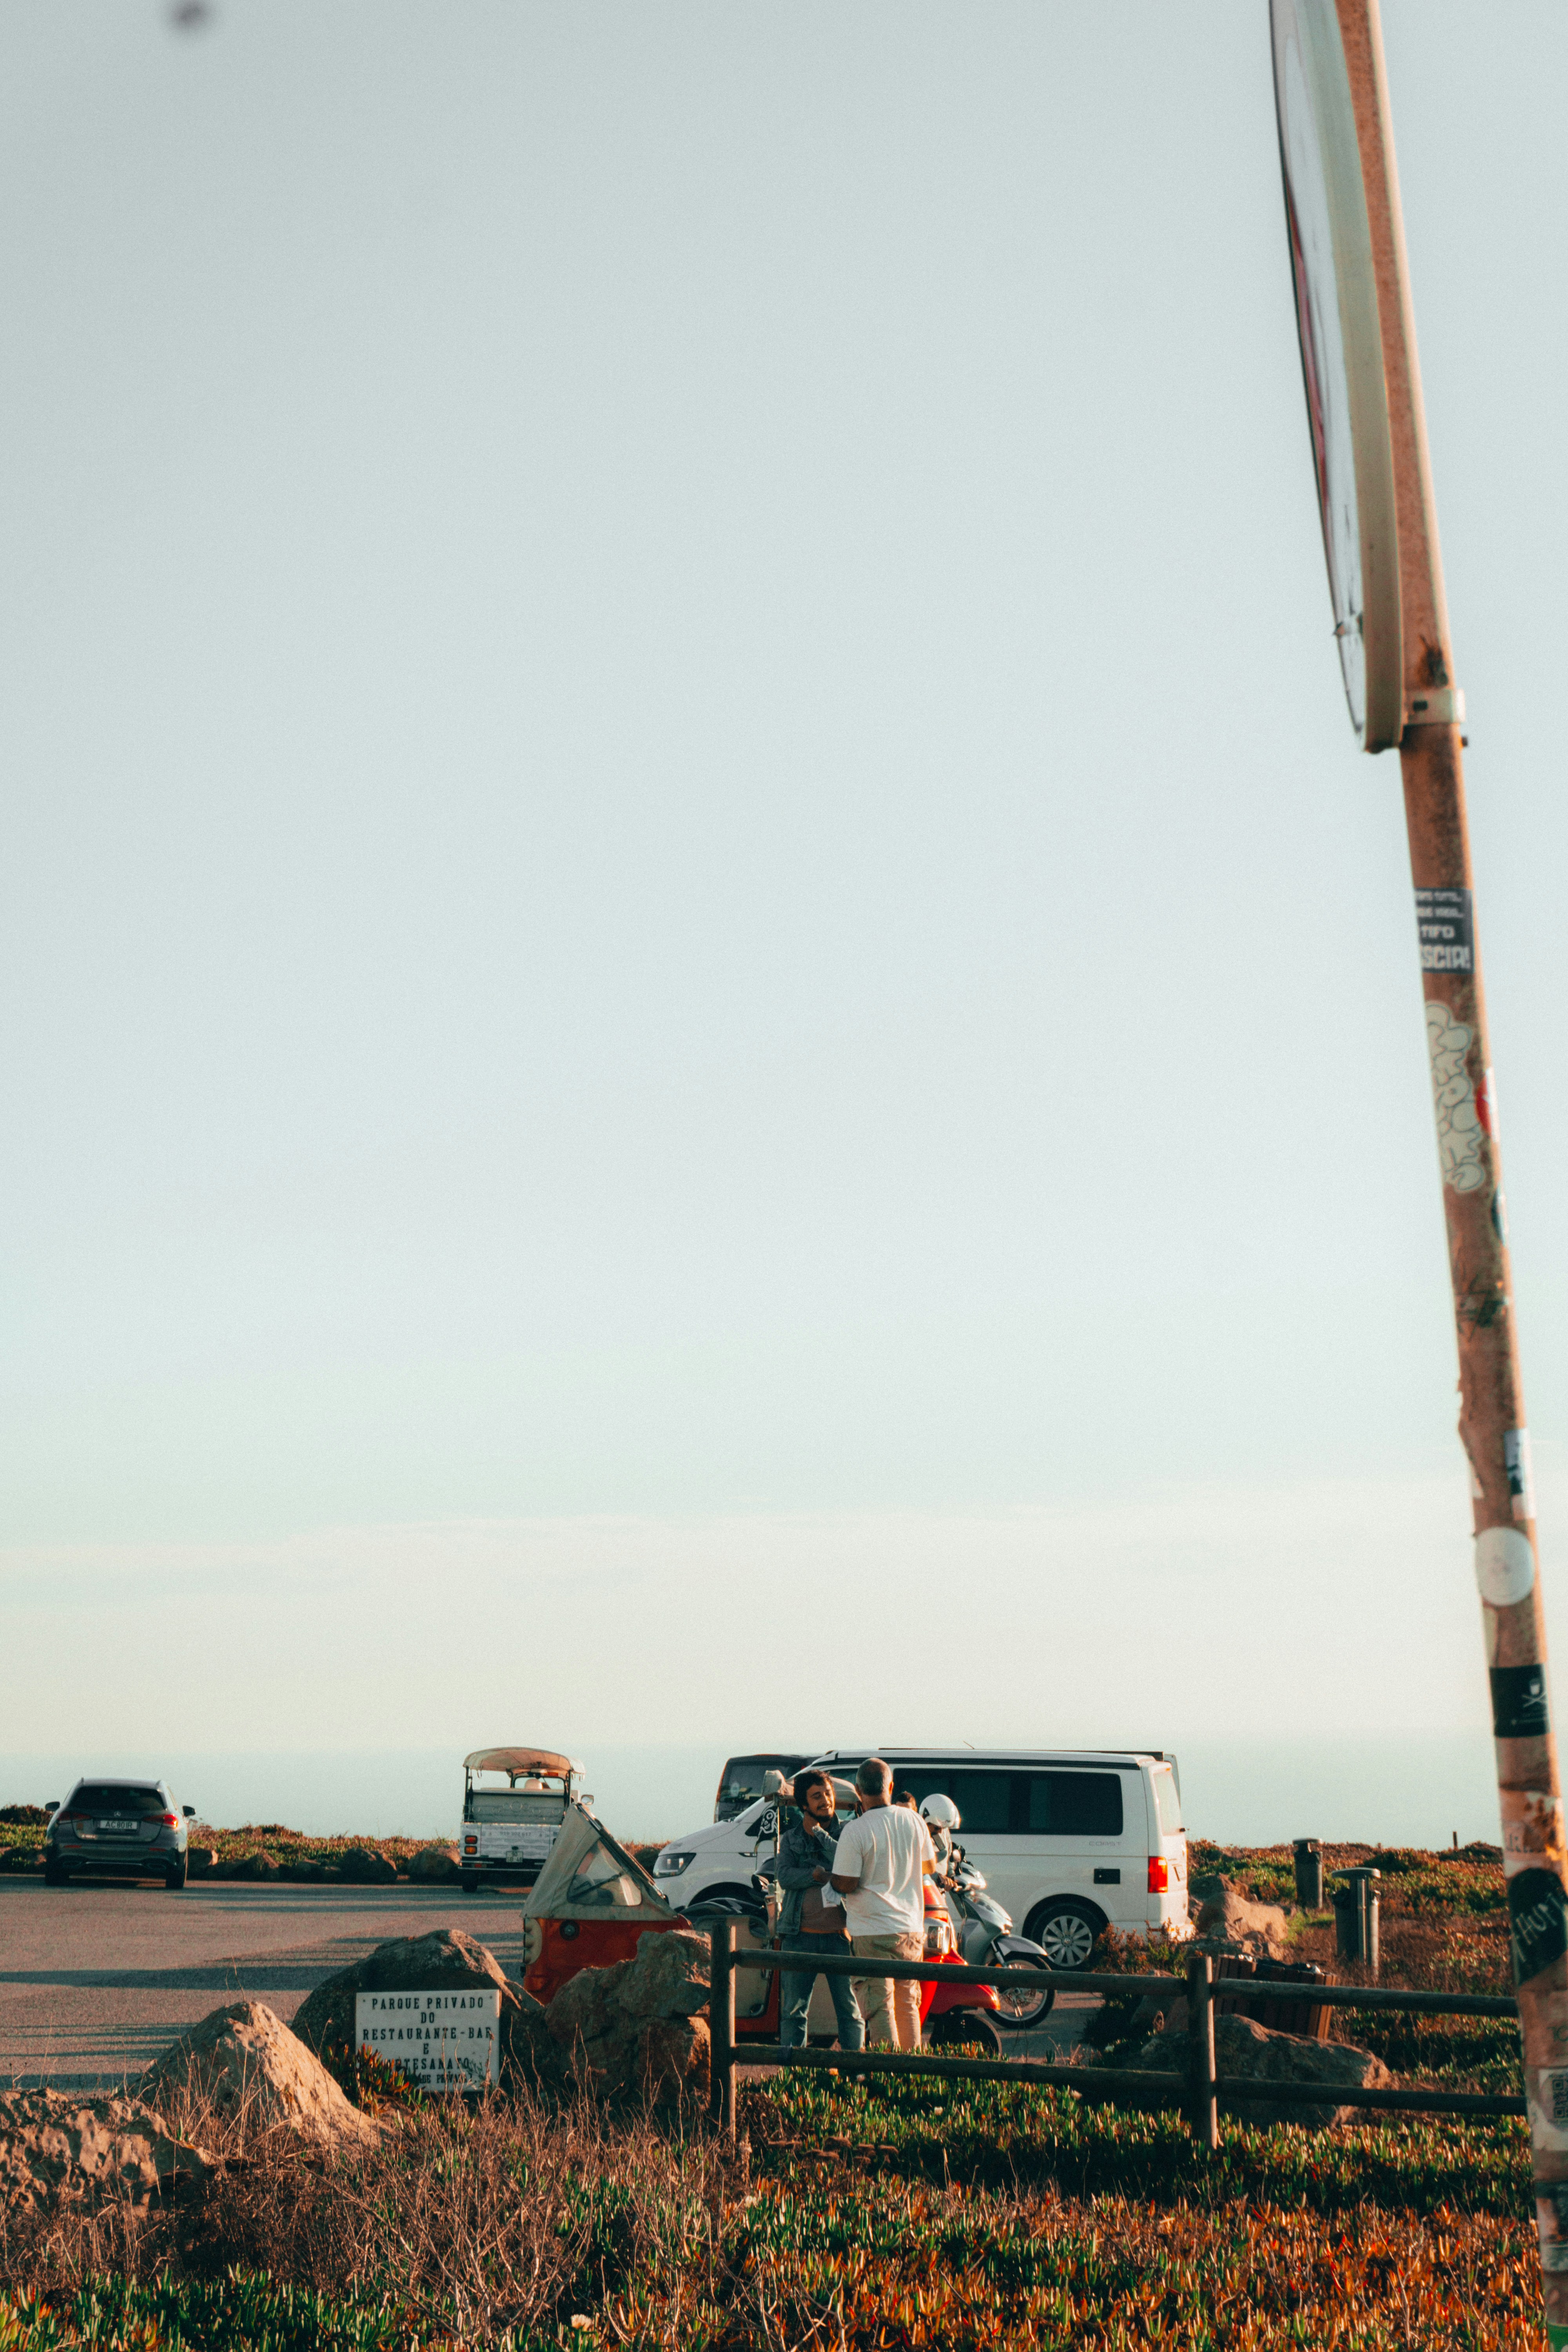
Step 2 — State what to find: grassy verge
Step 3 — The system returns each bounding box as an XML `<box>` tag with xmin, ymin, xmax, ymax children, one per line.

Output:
<box><xmin>0</xmin><ymin>2070</ymin><xmax>1543</xmax><ymax>2349</ymax></box>
<box><xmin>0</xmin><ymin>1820</ymin><xmax>666</xmax><ymax>1882</ymax></box>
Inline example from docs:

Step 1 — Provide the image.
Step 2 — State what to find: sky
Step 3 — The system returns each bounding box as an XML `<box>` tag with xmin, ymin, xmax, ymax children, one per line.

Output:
<box><xmin>4</xmin><ymin>2</ymin><xmax>1568</xmax><ymax>1842</ymax></box>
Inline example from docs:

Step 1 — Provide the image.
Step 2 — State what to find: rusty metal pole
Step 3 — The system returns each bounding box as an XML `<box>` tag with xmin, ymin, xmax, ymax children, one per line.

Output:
<box><xmin>1338</xmin><ymin>5</ymin><xmax>1568</xmax><ymax>2328</ymax></box>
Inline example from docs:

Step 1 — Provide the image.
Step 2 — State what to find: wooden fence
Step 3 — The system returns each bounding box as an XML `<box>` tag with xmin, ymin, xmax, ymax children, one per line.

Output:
<box><xmin>704</xmin><ymin>1922</ymin><xmax>1524</xmax><ymax>2147</ymax></box>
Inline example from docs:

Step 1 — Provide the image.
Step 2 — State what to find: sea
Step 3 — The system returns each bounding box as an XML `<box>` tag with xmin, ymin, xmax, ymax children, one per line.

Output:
<box><xmin>0</xmin><ymin>1730</ymin><xmax>1502</xmax><ymax>1851</ymax></box>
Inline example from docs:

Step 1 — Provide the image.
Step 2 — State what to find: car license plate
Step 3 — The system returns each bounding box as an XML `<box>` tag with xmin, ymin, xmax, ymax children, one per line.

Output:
<box><xmin>98</xmin><ymin>1818</ymin><xmax>139</xmax><ymax>1833</ymax></box>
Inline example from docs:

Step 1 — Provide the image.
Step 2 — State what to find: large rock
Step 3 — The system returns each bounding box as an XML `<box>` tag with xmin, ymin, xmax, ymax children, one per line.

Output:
<box><xmin>339</xmin><ymin>1845</ymin><xmax>397</xmax><ymax>1885</ymax></box>
<box><xmin>227</xmin><ymin>1849</ymin><xmax>279</xmax><ymax>1882</ymax></box>
<box><xmin>1109</xmin><ymin>2011</ymin><xmax>1392</xmax><ymax>2130</ymax></box>
<box><xmin>408</xmin><ymin>1845</ymin><xmax>460</xmax><ymax>1884</ymax></box>
<box><xmin>290</xmin><ymin>1927</ymin><xmax>521</xmax><ymax>2073</ymax></box>
<box><xmin>1190</xmin><ymin>1874</ymin><xmax>1289</xmax><ymax>1958</ymax></box>
<box><xmin>0</xmin><ymin>2089</ymin><xmax>209</xmax><ymax>2218</ymax></box>
<box><xmin>544</xmin><ymin>1929</ymin><xmax>710</xmax><ymax>2109</ymax></box>
<box><xmin>137</xmin><ymin>2002</ymin><xmax>380</xmax><ymax>2156</ymax></box>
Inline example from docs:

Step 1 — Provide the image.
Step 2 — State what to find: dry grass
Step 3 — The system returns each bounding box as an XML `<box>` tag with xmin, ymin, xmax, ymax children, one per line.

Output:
<box><xmin>1</xmin><ymin>2070</ymin><xmax>746</xmax><ymax>2345</ymax></box>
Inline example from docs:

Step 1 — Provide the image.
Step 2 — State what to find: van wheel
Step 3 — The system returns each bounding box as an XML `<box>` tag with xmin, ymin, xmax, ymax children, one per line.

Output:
<box><xmin>461</xmin><ymin>1873</ymin><xmax>479</xmax><ymax>1894</ymax></box>
<box><xmin>1025</xmin><ymin>1900</ymin><xmax>1104</xmax><ymax>1972</ymax></box>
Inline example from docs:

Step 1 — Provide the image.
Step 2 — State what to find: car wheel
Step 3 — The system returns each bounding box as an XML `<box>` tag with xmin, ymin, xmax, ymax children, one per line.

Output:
<box><xmin>44</xmin><ymin>1858</ymin><xmax>67</xmax><ymax>1887</ymax></box>
<box><xmin>925</xmin><ymin>2007</ymin><xmax>1003</xmax><ymax>2056</ymax></box>
<box><xmin>461</xmin><ymin>1873</ymin><xmax>479</xmax><ymax>1894</ymax></box>
<box><xmin>1025</xmin><ymin>1900</ymin><xmax>1104</xmax><ymax>1972</ymax></box>
<box><xmin>993</xmin><ymin>1955</ymin><xmax>1055</xmax><ymax>2029</ymax></box>
<box><xmin>165</xmin><ymin>1859</ymin><xmax>188</xmax><ymax>1890</ymax></box>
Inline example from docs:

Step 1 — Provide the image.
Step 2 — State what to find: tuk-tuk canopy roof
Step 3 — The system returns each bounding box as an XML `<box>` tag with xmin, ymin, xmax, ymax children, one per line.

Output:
<box><xmin>522</xmin><ymin>1802</ymin><xmax>675</xmax><ymax>1926</ymax></box>
<box><xmin>463</xmin><ymin>1748</ymin><xmax>580</xmax><ymax>1780</ymax></box>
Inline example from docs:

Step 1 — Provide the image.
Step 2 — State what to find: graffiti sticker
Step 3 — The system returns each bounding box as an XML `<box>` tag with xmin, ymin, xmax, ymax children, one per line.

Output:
<box><xmin>1508</xmin><ymin>1429</ymin><xmax>1537</xmax><ymax>1522</ymax></box>
<box><xmin>1511</xmin><ymin>1867</ymin><xmax>1568</xmax><ymax>1985</ymax></box>
<box><xmin>1416</xmin><ymin>887</ymin><xmax>1474</xmax><ymax>974</ymax></box>
<box><xmin>1492</xmin><ymin>1664</ymin><xmax>1552</xmax><ymax>1740</ymax></box>
<box><xmin>1425</xmin><ymin>1001</ymin><xmax>1487</xmax><ymax>1192</ymax></box>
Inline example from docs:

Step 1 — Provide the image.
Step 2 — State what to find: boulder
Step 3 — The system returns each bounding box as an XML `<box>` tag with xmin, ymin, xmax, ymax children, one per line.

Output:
<box><xmin>285</xmin><ymin>1858</ymin><xmax>324</xmax><ymax>1883</ymax></box>
<box><xmin>225</xmin><ymin>1850</ymin><xmax>279</xmax><ymax>1882</ymax></box>
<box><xmin>187</xmin><ymin>1846</ymin><xmax>216</xmax><ymax>1876</ymax></box>
<box><xmin>0</xmin><ymin>2089</ymin><xmax>209</xmax><ymax>2219</ymax></box>
<box><xmin>290</xmin><ymin>1927</ymin><xmax>522</xmax><ymax>2074</ymax></box>
<box><xmin>544</xmin><ymin>1928</ymin><xmax>711</xmax><ymax>2109</ymax></box>
<box><xmin>408</xmin><ymin>1845</ymin><xmax>460</xmax><ymax>1884</ymax></box>
<box><xmin>1190</xmin><ymin>1875</ymin><xmax>1289</xmax><ymax>1958</ymax></box>
<box><xmin>1107</xmin><ymin>2011</ymin><xmax>1393</xmax><ymax>2130</ymax></box>
<box><xmin>339</xmin><ymin>1846</ymin><xmax>397</xmax><ymax>1885</ymax></box>
<box><xmin>138</xmin><ymin>2002</ymin><xmax>379</xmax><ymax>2156</ymax></box>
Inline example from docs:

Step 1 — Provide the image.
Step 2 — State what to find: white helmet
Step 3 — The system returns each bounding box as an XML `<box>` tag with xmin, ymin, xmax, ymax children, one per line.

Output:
<box><xmin>920</xmin><ymin>1793</ymin><xmax>960</xmax><ymax>1829</ymax></box>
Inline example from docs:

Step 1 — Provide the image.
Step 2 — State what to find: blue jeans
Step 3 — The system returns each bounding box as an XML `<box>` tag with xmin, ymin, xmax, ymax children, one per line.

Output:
<box><xmin>778</xmin><ymin>1931</ymin><xmax>865</xmax><ymax>2053</ymax></box>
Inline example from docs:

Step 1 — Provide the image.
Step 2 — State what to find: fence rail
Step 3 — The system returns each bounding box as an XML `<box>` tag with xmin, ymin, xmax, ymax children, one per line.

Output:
<box><xmin>704</xmin><ymin>1925</ymin><xmax>1525</xmax><ymax>2143</ymax></box>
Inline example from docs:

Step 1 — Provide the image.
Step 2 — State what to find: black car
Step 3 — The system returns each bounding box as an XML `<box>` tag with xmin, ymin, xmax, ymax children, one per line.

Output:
<box><xmin>44</xmin><ymin>1779</ymin><xmax>196</xmax><ymax>1889</ymax></box>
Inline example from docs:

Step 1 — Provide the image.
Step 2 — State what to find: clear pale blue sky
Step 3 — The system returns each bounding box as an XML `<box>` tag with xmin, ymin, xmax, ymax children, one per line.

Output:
<box><xmin>3</xmin><ymin>4</ymin><xmax>1567</xmax><ymax>1831</ymax></box>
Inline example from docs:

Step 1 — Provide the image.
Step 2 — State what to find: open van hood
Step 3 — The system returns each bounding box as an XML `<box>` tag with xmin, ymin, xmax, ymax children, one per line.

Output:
<box><xmin>521</xmin><ymin>1802</ymin><xmax>675</xmax><ymax>1926</ymax></box>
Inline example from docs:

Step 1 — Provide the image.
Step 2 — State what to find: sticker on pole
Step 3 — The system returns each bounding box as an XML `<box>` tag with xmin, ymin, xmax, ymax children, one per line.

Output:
<box><xmin>356</xmin><ymin>1989</ymin><xmax>501</xmax><ymax>2090</ymax></box>
<box><xmin>1271</xmin><ymin>0</ymin><xmax>1402</xmax><ymax>751</ymax></box>
<box><xmin>1476</xmin><ymin>1526</ymin><xmax>1535</xmax><ymax>1606</ymax></box>
<box><xmin>1510</xmin><ymin>1868</ymin><xmax>1568</xmax><ymax>1988</ymax></box>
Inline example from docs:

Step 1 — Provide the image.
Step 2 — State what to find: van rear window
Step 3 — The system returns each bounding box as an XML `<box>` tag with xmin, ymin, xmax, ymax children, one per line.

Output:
<box><xmin>1026</xmin><ymin>1772</ymin><xmax>1123</xmax><ymax>1838</ymax></box>
<box><xmin>1152</xmin><ymin>1768</ymin><xmax>1183</xmax><ymax>1836</ymax></box>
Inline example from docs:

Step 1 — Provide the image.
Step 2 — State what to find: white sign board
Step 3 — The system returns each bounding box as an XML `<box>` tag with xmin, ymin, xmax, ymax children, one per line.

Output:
<box><xmin>355</xmin><ymin>1987</ymin><xmax>501</xmax><ymax>2090</ymax></box>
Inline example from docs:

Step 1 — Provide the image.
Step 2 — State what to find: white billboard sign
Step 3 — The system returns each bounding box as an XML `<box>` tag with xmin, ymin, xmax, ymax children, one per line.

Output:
<box><xmin>355</xmin><ymin>1987</ymin><xmax>501</xmax><ymax>2090</ymax></box>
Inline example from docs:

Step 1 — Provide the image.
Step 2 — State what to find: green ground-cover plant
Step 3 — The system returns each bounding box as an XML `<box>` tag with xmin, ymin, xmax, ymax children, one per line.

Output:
<box><xmin>0</xmin><ymin>2071</ymin><xmax>1545</xmax><ymax>2349</ymax></box>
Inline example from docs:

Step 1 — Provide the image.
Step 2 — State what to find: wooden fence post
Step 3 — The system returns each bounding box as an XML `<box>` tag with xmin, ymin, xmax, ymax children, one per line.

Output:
<box><xmin>1187</xmin><ymin>1946</ymin><xmax>1218</xmax><ymax>2152</ymax></box>
<box><xmin>709</xmin><ymin>1920</ymin><xmax>736</xmax><ymax>2140</ymax></box>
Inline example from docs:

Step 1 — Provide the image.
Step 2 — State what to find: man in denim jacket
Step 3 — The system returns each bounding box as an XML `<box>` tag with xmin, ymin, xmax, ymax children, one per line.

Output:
<box><xmin>774</xmin><ymin>1771</ymin><xmax>865</xmax><ymax>2055</ymax></box>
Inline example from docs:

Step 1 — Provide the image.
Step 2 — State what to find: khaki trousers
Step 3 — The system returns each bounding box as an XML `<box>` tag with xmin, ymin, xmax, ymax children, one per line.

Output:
<box><xmin>851</xmin><ymin>1930</ymin><xmax>924</xmax><ymax>2050</ymax></box>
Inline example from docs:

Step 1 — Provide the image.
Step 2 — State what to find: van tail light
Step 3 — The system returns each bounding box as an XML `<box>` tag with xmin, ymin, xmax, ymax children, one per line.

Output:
<box><xmin>1147</xmin><ymin>1857</ymin><xmax>1170</xmax><ymax>1895</ymax></box>
<box><xmin>464</xmin><ymin>1836</ymin><xmax>478</xmax><ymax>1854</ymax></box>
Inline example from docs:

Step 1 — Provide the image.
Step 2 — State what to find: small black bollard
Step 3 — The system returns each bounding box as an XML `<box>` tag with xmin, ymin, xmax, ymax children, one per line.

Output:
<box><xmin>708</xmin><ymin>1920</ymin><xmax>737</xmax><ymax>2139</ymax></box>
<box><xmin>1293</xmin><ymin>1838</ymin><xmax>1324</xmax><ymax>1910</ymax></box>
<box><xmin>1331</xmin><ymin>1868</ymin><xmax>1381</xmax><ymax>1978</ymax></box>
<box><xmin>1185</xmin><ymin>1947</ymin><xmax>1218</xmax><ymax>2152</ymax></box>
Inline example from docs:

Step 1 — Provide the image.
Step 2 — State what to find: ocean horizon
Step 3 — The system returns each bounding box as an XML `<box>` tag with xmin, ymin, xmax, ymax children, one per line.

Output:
<box><xmin>0</xmin><ymin>1731</ymin><xmax>1502</xmax><ymax>1852</ymax></box>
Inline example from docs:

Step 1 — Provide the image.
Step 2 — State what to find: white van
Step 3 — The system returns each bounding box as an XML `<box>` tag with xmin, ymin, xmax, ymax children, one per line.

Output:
<box><xmin>652</xmin><ymin>1748</ymin><xmax>1189</xmax><ymax>1966</ymax></box>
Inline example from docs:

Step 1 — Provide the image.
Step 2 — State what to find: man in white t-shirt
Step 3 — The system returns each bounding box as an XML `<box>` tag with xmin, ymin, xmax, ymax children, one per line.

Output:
<box><xmin>830</xmin><ymin>1755</ymin><xmax>935</xmax><ymax>2050</ymax></box>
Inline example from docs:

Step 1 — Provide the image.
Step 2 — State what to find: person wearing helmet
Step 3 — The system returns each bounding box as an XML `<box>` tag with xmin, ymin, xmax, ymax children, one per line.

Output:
<box><xmin>920</xmin><ymin>1791</ymin><xmax>960</xmax><ymax>1875</ymax></box>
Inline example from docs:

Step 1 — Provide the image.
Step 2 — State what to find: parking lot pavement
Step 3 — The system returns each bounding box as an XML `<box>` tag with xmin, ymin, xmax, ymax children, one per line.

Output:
<box><xmin>1006</xmin><ymin>1986</ymin><xmax>1101</xmax><ymax>2063</ymax></box>
<box><xmin>0</xmin><ymin>1878</ymin><xmax>530</xmax><ymax>2090</ymax></box>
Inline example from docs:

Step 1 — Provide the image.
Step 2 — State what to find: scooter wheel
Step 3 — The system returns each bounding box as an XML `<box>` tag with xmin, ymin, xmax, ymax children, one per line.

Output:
<box><xmin>994</xmin><ymin>1957</ymin><xmax>1054</xmax><ymax>2029</ymax></box>
<box><xmin>924</xmin><ymin>2009</ymin><xmax>1004</xmax><ymax>2057</ymax></box>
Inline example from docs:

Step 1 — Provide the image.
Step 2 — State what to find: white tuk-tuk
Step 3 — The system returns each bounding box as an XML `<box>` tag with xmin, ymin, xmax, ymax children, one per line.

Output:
<box><xmin>459</xmin><ymin>1748</ymin><xmax>585</xmax><ymax>1894</ymax></box>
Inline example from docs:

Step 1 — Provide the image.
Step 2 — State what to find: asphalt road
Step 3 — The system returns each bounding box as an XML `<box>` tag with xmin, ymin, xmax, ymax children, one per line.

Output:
<box><xmin>0</xmin><ymin>1879</ymin><xmax>1095</xmax><ymax>2090</ymax></box>
<box><xmin>0</xmin><ymin>1878</ymin><xmax>529</xmax><ymax>2089</ymax></box>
